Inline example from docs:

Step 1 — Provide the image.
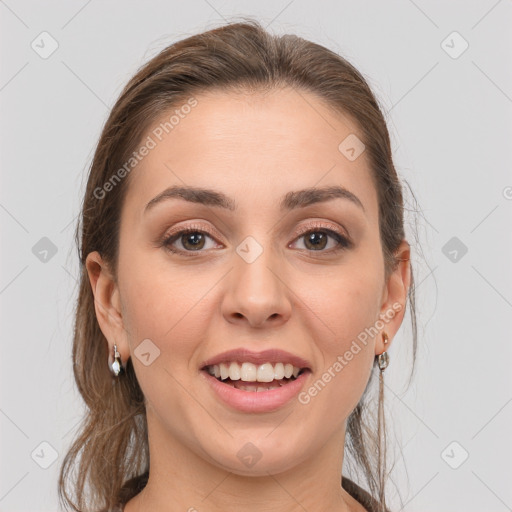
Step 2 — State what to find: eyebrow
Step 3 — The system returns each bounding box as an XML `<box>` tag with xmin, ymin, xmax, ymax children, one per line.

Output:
<box><xmin>144</xmin><ymin>184</ymin><xmax>365</xmax><ymax>214</ymax></box>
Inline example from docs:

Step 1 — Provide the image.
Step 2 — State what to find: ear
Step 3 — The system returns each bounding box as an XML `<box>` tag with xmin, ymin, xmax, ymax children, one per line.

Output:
<box><xmin>376</xmin><ymin>240</ymin><xmax>411</xmax><ymax>355</ymax></box>
<box><xmin>85</xmin><ymin>251</ymin><xmax>130</xmax><ymax>366</ymax></box>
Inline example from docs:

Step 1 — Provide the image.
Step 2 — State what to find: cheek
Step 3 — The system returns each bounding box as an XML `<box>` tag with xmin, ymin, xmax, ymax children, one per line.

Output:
<box><xmin>117</xmin><ymin>247</ymin><xmax>236</xmax><ymax>403</ymax></box>
<box><xmin>301</xmin><ymin>262</ymin><xmax>383</xmax><ymax>348</ymax></box>
<box><xmin>116</xmin><ymin>243</ymin><xmax>203</xmax><ymax>364</ymax></box>
<box><xmin>119</xmin><ymin>236</ymin><xmax>200</xmax><ymax>329</ymax></box>
<box><xmin>298</xmin><ymin>281</ymin><xmax>378</xmax><ymax>425</ymax></box>
<box><xmin>294</xmin><ymin>261</ymin><xmax>382</xmax><ymax>413</ymax></box>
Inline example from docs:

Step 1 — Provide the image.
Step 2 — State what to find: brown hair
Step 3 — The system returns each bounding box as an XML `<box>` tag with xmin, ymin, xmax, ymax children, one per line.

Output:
<box><xmin>58</xmin><ymin>17</ymin><xmax>417</xmax><ymax>512</ymax></box>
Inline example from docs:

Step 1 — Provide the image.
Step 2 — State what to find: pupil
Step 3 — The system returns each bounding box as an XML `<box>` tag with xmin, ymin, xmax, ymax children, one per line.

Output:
<box><xmin>306</xmin><ymin>232</ymin><xmax>326</xmax><ymax>250</ymax></box>
<box><xmin>183</xmin><ymin>232</ymin><xmax>204</xmax><ymax>250</ymax></box>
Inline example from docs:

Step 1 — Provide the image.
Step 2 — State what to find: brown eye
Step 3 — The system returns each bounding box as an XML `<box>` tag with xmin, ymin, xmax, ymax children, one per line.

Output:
<box><xmin>179</xmin><ymin>231</ymin><xmax>206</xmax><ymax>251</ymax></box>
<box><xmin>163</xmin><ymin>228</ymin><xmax>219</xmax><ymax>255</ymax></box>
<box><xmin>292</xmin><ymin>228</ymin><xmax>352</xmax><ymax>253</ymax></box>
<box><xmin>303</xmin><ymin>231</ymin><xmax>329</xmax><ymax>251</ymax></box>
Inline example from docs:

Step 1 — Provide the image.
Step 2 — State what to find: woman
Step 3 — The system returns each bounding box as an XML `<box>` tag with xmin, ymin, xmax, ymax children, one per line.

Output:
<box><xmin>58</xmin><ymin>18</ymin><xmax>416</xmax><ymax>512</ymax></box>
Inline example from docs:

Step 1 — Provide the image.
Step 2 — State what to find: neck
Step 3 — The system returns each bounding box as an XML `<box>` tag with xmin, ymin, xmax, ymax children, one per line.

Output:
<box><xmin>125</xmin><ymin>412</ymin><xmax>365</xmax><ymax>512</ymax></box>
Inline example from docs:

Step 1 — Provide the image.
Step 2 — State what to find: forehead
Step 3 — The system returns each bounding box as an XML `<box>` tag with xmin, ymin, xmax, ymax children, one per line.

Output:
<box><xmin>122</xmin><ymin>87</ymin><xmax>378</xmax><ymax>222</ymax></box>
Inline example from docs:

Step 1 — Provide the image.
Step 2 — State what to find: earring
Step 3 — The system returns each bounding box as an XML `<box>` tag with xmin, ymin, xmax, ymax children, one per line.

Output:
<box><xmin>111</xmin><ymin>343</ymin><xmax>123</xmax><ymax>376</ymax></box>
<box><xmin>376</xmin><ymin>331</ymin><xmax>389</xmax><ymax>509</ymax></box>
<box><xmin>377</xmin><ymin>332</ymin><xmax>390</xmax><ymax>371</ymax></box>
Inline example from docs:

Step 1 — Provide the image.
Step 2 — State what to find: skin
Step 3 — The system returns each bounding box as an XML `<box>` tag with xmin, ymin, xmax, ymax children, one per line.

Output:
<box><xmin>86</xmin><ymin>87</ymin><xmax>410</xmax><ymax>512</ymax></box>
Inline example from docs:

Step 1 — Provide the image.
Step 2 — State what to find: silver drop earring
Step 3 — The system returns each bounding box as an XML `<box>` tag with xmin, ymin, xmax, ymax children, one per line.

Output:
<box><xmin>111</xmin><ymin>343</ymin><xmax>123</xmax><ymax>376</ymax></box>
<box><xmin>377</xmin><ymin>331</ymin><xmax>390</xmax><ymax>371</ymax></box>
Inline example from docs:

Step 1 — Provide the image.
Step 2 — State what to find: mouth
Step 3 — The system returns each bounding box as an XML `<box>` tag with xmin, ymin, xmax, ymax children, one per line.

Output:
<box><xmin>202</xmin><ymin>361</ymin><xmax>310</xmax><ymax>392</ymax></box>
<box><xmin>199</xmin><ymin>348</ymin><xmax>313</xmax><ymax>411</ymax></box>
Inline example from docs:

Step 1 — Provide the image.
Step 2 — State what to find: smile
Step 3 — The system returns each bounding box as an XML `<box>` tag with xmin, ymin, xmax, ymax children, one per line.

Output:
<box><xmin>201</xmin><ymin>364</ymin><xmax>311</xmax><ymax>413</ymax></box>
<box><xmin>205</xmin><ymin>361</ymin><xmax>305</xmax><ymax>391</ymax></box>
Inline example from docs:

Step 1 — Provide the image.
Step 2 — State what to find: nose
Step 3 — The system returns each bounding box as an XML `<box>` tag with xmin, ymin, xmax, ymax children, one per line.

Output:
<box><xmin>221</xmin><ymin>244</ymin><xmax>292</xmax><ymax>329</ymax></box>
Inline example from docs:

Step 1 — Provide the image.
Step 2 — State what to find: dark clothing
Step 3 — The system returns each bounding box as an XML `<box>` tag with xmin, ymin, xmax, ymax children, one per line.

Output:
<box><xmin>101</xmin><ymin>473</ymin><xmax>388</xmax><ymax>512</ymax></box>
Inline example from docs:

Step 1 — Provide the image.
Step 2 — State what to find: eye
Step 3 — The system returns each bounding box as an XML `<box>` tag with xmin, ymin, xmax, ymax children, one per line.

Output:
<box><xmin>291</xmin><ymin>225</ymin><xmax>352</xmax><ymax>253</ymax></box>
<box><xmin>162</xmin><ymin>226</ymin><xmax>221</xmax><ymax>256</ymax></box>
<box><xmin>160</xmin><ymin>222</ymin><xmax>352</xmax><ymax>257</ymax></box>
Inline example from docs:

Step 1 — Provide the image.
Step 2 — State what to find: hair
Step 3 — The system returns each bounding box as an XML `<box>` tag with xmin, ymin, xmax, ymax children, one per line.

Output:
<box><xmin>58</xmin><ymin>17</ymin><xmax>418</xmax><ymax>512</ymax></box>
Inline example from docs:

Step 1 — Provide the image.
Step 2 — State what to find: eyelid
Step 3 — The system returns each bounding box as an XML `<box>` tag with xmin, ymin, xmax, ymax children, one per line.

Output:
<box><xmin>160</xmin><ymin>220</ymin><xmax>352</xmax><ymax>254</ymax></box>
<box><xmin>294</xmin><ymin>220</ymin><xmax>350</xmax><ymax>241</ymax></box>
<box><xmin>160</xmin><ymin>222</ymin><xmax>220</xmax><ymax>244</ymax></box>
<box><xmin>290</xmin><ymin>220</ymin><xmax>353</xmax><ymax>252</ymax></box>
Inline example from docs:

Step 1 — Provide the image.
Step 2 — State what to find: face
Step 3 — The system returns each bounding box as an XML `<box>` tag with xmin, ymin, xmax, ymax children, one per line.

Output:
<box><xmin>87</xmin><ymin>87</ymin><xmax>409</xmax><ymax>477</ymax></box>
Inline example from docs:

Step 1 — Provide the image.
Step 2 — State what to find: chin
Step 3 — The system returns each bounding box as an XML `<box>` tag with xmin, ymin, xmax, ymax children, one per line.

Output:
<box><xmin>203</xmin><ymin>437</ymin><xmax>312</xmax><ymax>477</ymax></box>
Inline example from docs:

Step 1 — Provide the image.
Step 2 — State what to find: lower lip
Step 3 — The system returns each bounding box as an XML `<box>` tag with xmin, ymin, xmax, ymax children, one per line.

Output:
<box><xmin>201</xmin><ymin>370</ymin><xmax>311</xmax><ymax>413</ymax></box>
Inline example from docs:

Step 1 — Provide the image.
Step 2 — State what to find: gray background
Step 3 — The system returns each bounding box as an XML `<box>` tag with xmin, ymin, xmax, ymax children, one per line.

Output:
<box><xmin>1</xmin><ymin>1</ymin><xmax>511</xmax><ymax>511</ymax></box>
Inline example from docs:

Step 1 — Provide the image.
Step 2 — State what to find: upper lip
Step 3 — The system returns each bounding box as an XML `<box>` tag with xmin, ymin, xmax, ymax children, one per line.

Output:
<box><xmin>200</xmin><ymin>348</ymin><xmax>312</xmax><ymax>371</ymax></box>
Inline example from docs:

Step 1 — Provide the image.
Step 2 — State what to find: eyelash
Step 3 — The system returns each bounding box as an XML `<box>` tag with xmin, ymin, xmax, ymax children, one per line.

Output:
<box><xmin>161</xmin><ymin>222</ymin><xmax>352</xmax><ymax>257</ymax></box>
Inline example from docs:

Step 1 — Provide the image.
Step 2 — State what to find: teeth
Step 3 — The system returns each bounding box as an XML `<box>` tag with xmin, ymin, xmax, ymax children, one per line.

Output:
<box><xmin>219</xmin><ymin>363</ymin><xmax>229</xmax><ymax>380</ymax></box>
<box><xmin>274</xmin><ymin>362</ymin><xmax>285</xmax><ymax>379</ymax></box>
<box><xmin>234</xmin><ymin>383</ymin><xmax>282</xmax><ymax>392</ymax></box>
<box><xmin>240</xmin><ymin>362</ymin><xmax>257</xmax><ymax>382</ymax></box>
<box><xmin>257</xmin><ymin>363</ymin><xmax>275</xmax><ymax>382</ymax></box>
<box><xmin>207</xmin><ymin>361</ymin><xmax>303</xmax><ymax>382</ymax></box>
<box><xmin>228</xmin><ymin>362</ymin><xmax>241</xmax><ymax>380</ymax></box>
